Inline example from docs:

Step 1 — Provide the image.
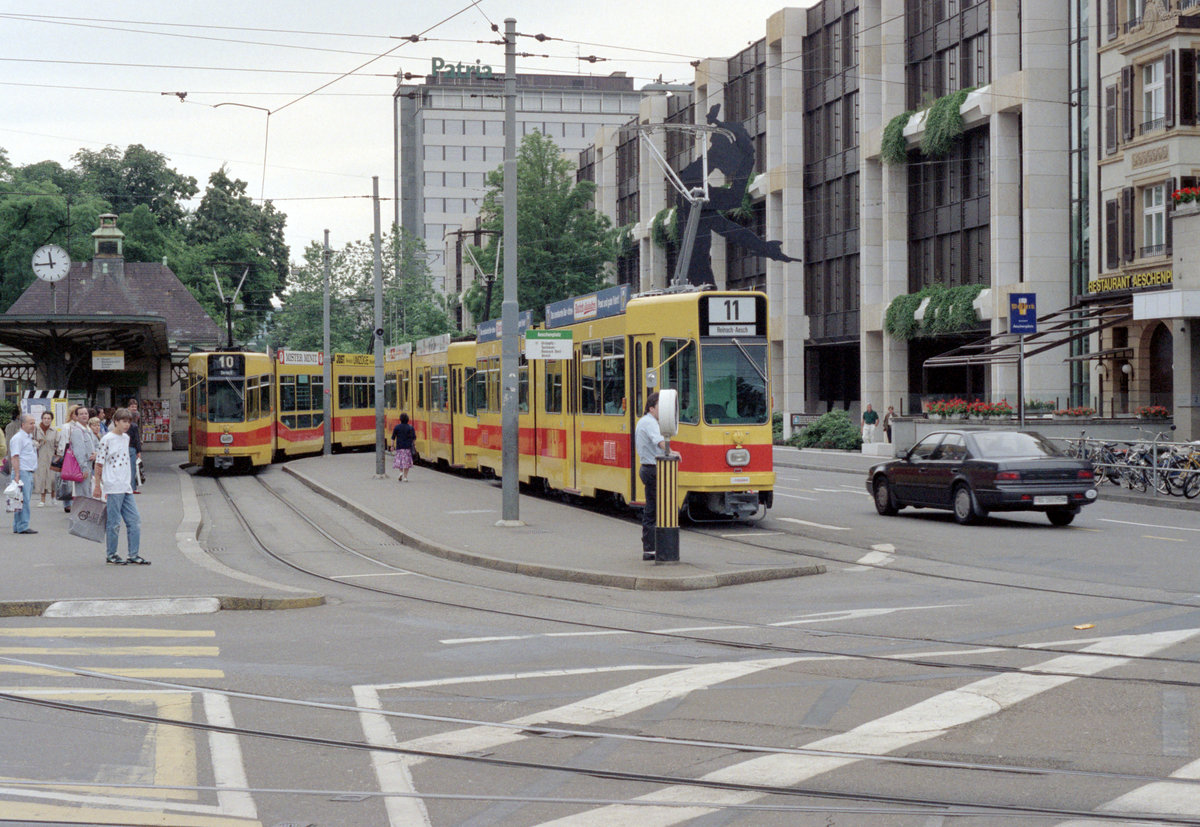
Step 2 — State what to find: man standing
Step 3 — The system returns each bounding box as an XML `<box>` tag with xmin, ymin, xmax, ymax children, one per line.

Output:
<box><xmin>634</xmin><ymin>391</ymin><xmax>680</xmax><ymax>562</ymax></box>
<box><xmin>9</xmin><ymin>414</ymin><xmax>38</xmax><ymax>535</ymax></box>
<box><xmin>93</xmin><ymin>408</ymin><xmax>148</xmax><ymax>565</ymax></box>
<box><xmin>861</xmin><ymin>403</ymin><xmax>879</xmax><ymax>444</ymax></box>
<box><xmin>127</xmin><ymin>398</ymin><xmax>142</xmax><ymax>493</ymax></box>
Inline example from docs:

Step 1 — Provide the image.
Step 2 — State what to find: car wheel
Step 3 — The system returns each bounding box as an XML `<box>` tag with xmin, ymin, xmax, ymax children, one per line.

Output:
<box><xmin>952</xmin><ymin>483</ymin><xmax>980</xmax><ymax>525</ymax></box>
<box><xmin>873</xmin><ymin>476</ymin><xmax>899</xmax><ymax>516</ymax></box>
<box><xmin>1047</xmin><ymin>508</ymin><xmax>1076</xmax><ymax>527</ymax></box>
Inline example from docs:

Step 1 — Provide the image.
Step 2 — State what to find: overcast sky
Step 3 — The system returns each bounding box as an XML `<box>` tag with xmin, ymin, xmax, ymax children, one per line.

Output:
<box><xmin>0</xmin><ymin>1</ymin><xmax>817</xmax><ymax>268</ymax></box>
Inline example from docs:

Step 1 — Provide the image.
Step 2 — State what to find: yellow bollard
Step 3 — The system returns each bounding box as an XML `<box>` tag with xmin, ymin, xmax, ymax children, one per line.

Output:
<box><xmin>655</xmin><ymin>454</ymin><xmax>680</xmax><ymax>562</ymax></box>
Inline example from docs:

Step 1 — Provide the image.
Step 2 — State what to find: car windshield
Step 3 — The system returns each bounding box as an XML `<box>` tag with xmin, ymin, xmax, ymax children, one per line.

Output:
<box><xmin>970</xmin><ymin>431</ymin><xmax>1062</xmax><ymax>458</ymax></box>
<box><xmin>700</xmin><ymin>341</ymin><xmax>769</xmax><ymax>425</ymax></box>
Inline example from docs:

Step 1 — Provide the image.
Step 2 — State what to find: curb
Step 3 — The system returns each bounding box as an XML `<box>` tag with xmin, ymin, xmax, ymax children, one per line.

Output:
<box><xmin>283</xmin><ymin>465</ymin><xmax>824</xmax><ymax>591</ymax></box>
<box><xmin>0</xmin><ymin>594</ymin><xmax>325</xmax><ymax>618</ymax></box>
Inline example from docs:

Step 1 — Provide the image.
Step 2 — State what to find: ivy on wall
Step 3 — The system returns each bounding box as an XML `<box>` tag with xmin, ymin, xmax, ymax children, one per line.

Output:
<box><xmin>883</xmin><ymin>283</ymin><xmax>985</xmax><ymax>340</ymax></box>
<box><xmin>650</xmin><ymin>207</ymin><xmax>678</xmax><ymax>248</ymax></box>
<box><xmin>881</xmin><ymin>87</ymin><xmax>976</xmax><ymax>166</ymax></box>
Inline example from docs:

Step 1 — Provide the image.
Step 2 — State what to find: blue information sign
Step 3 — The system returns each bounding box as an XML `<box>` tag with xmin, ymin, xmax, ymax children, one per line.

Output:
<box><xmin>1009</xmin><ymin>292</ymin><xmax>1037</xmax><ymax>335</ymax></box>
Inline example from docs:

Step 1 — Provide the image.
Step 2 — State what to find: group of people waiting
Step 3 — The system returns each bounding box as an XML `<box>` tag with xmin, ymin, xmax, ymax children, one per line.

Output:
<box><xmin>2</xmin><ymin>398</ymin><xmax>146</xmax><ymax>564</ymax></box>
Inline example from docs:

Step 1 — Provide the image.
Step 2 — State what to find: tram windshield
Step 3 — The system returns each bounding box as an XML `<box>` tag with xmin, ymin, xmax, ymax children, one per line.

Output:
<box><xmin>208</xmin><ymin>379</ymin><xmax>245</xmax><ymax>423</ymax></box>
<box><xmin>701</xmin><ymin>341</ymin><xmax>769</xmax><ymax>425</ymax></box>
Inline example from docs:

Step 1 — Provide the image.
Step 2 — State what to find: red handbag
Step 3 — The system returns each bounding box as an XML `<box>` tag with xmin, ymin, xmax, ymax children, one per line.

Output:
<box><xmin>60</xmin><ymin>445</ymin><xmax>85</xmax><ymax>483</ymax></box>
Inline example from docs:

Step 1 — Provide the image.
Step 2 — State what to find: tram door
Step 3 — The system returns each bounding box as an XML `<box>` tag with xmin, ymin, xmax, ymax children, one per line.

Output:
<box><xmin>630</xmin><ymin>335</ymin><xmax>655</xmax><ymax>504</ymax></box>
<box><xmin>451</xmin><ymin>364</ymin><xmax>471</xmax><ymax>467</ymax></box>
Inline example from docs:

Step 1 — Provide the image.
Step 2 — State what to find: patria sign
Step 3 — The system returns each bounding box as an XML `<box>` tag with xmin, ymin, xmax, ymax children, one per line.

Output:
<box><xmin>1087</xmin><ymin>269</ymin><xmax>1173</xmax><ymax>293</ymax></box>
<box><xmin>431</xmin><ymin>57</ymin><xmax>494</xmax><ymax>79</ymax></box>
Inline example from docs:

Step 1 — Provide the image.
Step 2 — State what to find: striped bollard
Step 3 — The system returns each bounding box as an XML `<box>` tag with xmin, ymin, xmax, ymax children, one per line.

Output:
<box><xmin>654</xmin><ymin>454</ymin><xmax>680</xmax><ymax>562</ymax></box>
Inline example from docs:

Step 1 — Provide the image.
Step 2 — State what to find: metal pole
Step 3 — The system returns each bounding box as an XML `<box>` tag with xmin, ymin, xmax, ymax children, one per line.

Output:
<box><xmin>1018</xmin><ymin>334</ymin><xmax>1025</xmax><ymax>429</ymax></box>
<box><xmin>373</xmin><ymin>176</ymin><xmax>386</xmax><ymax>478</ymax></box>
<box><xmin>499</xmin><ymin>17</ymin><xmax>521</xmax><ymax>524</ymax></box>
<box><xmin>322</xmin><ymin>230</ymin><xmax>332</xmax><ymax>456</ymax></box>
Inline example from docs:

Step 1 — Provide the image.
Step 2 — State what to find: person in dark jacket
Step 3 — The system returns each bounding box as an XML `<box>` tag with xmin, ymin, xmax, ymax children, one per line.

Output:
<box><xmin>126</xmin><ymin>398</ymin><xmax>142</xmax><ymax>493</ymax></box>
<box><xmin>389</xmin><ymin>413</ymin><xmax>417</xmax><ymax>483</ymax></box>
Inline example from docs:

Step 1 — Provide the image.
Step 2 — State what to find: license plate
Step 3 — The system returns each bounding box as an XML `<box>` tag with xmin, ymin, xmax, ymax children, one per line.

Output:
<box><xmin>1034</xmin><ymin>495</ymin><xmax>1067</xmax><ymax>506</ymax></box>
<box><xmin>730</xmin><ymin>476</ymin><xmax>751</xmax><ymax>484</ymax></box>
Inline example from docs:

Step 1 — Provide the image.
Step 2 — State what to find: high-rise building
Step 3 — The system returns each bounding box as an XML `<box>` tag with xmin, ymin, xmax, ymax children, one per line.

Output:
<box><xmin>393</xmin><ymin>69</ymin><xmax>644</xmax><ymax>294</ymax></box>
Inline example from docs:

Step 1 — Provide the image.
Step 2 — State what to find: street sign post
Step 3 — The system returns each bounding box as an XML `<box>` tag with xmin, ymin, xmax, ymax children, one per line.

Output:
<box><xmin>525</xmin><ymin>330</ymin><xmax>572</xmax><ymax>361</ymax></box>
<box><xmin>1010</xmin><ymin>293</ymin><xmax>1037</xmax><ymax>428</ymax></box>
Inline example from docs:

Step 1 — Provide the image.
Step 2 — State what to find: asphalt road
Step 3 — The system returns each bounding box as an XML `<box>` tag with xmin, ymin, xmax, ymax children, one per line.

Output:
<box><xmin>3</xmin><ymin>465</ymin><xmax>1200</xmax><ymax>826</ymax></box>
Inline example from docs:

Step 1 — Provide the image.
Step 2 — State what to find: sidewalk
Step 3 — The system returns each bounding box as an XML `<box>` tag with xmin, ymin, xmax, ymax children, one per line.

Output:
<box><xmin>0</xmin><ymin>451</ymin><xmax>323</xmax><ymax>617</ymax></box>
<box><xmin>284</xmin><ymin>454</ymin><xmax>825</xmax><ymax>591</ymax></box>
<box><xmin>773</xmin><ymin>445</ymin><xmax>1200</xmax><ymax>512</ymax></box>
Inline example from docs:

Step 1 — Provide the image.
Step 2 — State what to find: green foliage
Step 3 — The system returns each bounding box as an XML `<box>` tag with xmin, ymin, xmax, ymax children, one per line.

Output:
<box><xmin>268</xmin><ymin>226</ymin><xmax>452</xmax><ymax>354</ymax></box>
<box><xmin>463</xmin><ymin>132</ymin><xmax>628</xmax><ymax>323</ymax></box>
<box><xmin>0</xmin><ymin>400</ymin><xmax>15</xmax><ymax>429</ymax></box>
<box><xmin>722</xmin><ymin>184</ymin><xmax>755</xmax><ymax>224</ymax></box>
<box><xmin>794</xmin><ymin>410</ymin><xmax>862</xmax><ymax>451</ymax></box>
<box><xmin>884</xmin><ymin>283</ymin><xmax>984</xmax><ymax>341</ymax></box>
<box><xmin>650</xmin><ymin>207</ymin><xmax>677</xmax><ymax>248</ymax></box>
<box><xmin>772</xmin><ymin>411</ymin><xmax>783</xmax><ymax>445</ymax></box>
<box><xmin>881</xmin><ymin>110</ymin><xmax>916</xmax><ymax>165</ymax></box>
<box><xmin>919</xmin><ymin>88</ymin><xmax>973</xmax><ymax>158</ymax></box>
<box><xmin>0</xmin><ymin>147</ymin><xmax>289</xmax><ymax>344</ymax></box>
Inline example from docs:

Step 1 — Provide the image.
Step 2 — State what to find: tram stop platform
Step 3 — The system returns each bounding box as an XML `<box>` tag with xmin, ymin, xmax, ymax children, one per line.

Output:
<box><xmin>283</xmin><ymin>453</ymin><xmax>826</xmax><ymax>591</ymax></box>
<box><xmin>0</xmin><ymin>450</ymin><xmax>324</xmax><ymax>618</ymax></box>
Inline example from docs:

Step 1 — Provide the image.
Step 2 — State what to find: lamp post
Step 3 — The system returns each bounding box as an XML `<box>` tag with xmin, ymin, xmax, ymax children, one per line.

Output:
<box><xmin>213</xmin><ymin>102</ymin><xmax>272</xmax><ymax>202</ymax></box>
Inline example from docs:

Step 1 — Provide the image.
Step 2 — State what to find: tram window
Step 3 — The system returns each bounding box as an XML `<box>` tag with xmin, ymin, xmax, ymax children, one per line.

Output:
<box><xmin>311</xmin><ymin>377</ymin><xmax>324</xmax><ymax>412</ymax></box>
<box><xmin>660</xmin><ymin>339</ymin><xmax>699</xmax><ymax>424</ymax></box>
<box><xmin>280</xmin><ymin>376</ymin><xmax>296</xmax><ymax>412</ymax></box>
<box><xmin>518</xmin><ymin>366</ymin><xmax>529</xmax><ymax>412</ymax></box>
<box><xmin>260</xmin><ymin>376</ymin><xmax>272</xmax><ymax>416</ymax></box>
<box><xmin>489</xmin><ymin>357</ymin><xmax>501</xmax><ymax>412</ymax></box>
<box><xmin>385</xmin><ymin>373</ymin><xmax>397</xmax><ymax>409</ymax></box>
<box><xmin>282</xmin><ymin>415</ymin><xmax>296</xmax><ymax>430</ymax></box>
<box><xmin>312</xmin><ymin>411</ymin><xmax>324</xmax><ymax>427</ymax></box>
<box><xmin>580</xmin><ymin>340</ymin><xmax>601</xmax><ymax>415</ymax></box>
<box><xmin>247</xmin><ymin>377</ymin><xmax>260</xmax><ymax>420</ymax></box>
<box><xmin>401</xmin><ymin>374</ymin><xmax>409</xmax><ymax>409</ymax></box>
<box><xmin>545</xmin><ymin>361</ymin><xmax>562</xmax><ymax>413</ymax></box>
<box><xmin>418</xmin><ymin>372</ymin><xmax>426</xmax><ymax>409</ymax></box>
<box><xmin>353</xmin><ymin>376</ymin><xmax>372</xmax><ymax>409</ymax></box>
<box><xmin>295</xmin><ymin>375</ymin><xmax>311</xmax><ymax>411</ymax></box>
<box><xmin>602</xmin><ymin>337</ymin><xmax>625</xmax><ymax>415</ymax></box>
<box><xmin>338</xmin><ymin>376</ymin><xmax>354</xmax><ymax>409</ymax></box>
<box><xmin>297</xmin><ymin>414</ymin><xmax>311</xmax><ymax>429</ymax></box>
<box><xmin>465</xmin><ymin>368</ymin><xmax>477</xmax><ymax>415</ymax></box>
<box><xmin>197</xmin><ymin>381</ymin><xmax>208</xmax><ymax>422</ymax></box>
<box><xmin>700</xmin><ymin>342</ymin><xmax>769</xmax><ymax>425</ymax></box>
<box><xmin>209</xmin><ymin>379</ymin><xmax>244</xmax><ymax>423</ymax></box>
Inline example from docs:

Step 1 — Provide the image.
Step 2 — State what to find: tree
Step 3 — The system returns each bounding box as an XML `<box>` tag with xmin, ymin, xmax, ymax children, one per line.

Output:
<box><xmin>268</xmin><ymin>226</ymin><xmax>452</xmax><ymax>354</ymax></box>
<box><xmin>463</xmin><ymin>131</ymin><xmax>629</xmax><ymax>322</ymax></box>
<box><xmin>181</xmin><ymin>167</ymin><xmax>290</xmax><ymax>342</ymax></box>
<box><xmin>73</xmin><ymin>144</ymin><xmax>198</xmax><ymax>228</ymax></box>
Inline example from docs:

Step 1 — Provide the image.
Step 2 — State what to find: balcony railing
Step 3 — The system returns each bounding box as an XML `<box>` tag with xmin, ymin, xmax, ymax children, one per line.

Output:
<box><xmin>1139</xmin><ymin>117</ymin><xmax>1165</xmax><ymax>135</ymax></box>
<box><xmin>1180</xmin><ymin>0</ymin><xmax>1200</xmax><ymax>11</ymax></box>
<box><xmin>1140</xmin><ymin>243</ymin><xmax>1167</xmax><ymax>258</ymax></box>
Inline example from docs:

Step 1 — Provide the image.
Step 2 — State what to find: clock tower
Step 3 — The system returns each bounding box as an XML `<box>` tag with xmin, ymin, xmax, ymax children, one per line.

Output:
<box><xmin>91</xmin><ymin>213</ymin><xmax>125</xmax><ymax>279</ymax></box>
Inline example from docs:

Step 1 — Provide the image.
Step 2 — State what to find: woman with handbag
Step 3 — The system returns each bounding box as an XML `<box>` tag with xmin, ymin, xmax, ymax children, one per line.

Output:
<box><xmin>60</xmin><ymin>405</ymin><xmax>97</xmax><ymax>514</ymax></box>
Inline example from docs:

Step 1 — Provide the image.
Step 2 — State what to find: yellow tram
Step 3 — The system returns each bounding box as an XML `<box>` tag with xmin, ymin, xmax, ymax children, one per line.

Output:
<box><xmin>187</xmin><ymin>351</ymin><xmax>277</xmax><ymax>471</ymax></box>
<box><xmin>331</xmin><ymin>352</ymin><xmax>376</xmax><ymax>451</ymax></box>
<box><xmin>274</xmin><ymin>349</ymin><xmax>325</xmax><ymax>458</ymax></box>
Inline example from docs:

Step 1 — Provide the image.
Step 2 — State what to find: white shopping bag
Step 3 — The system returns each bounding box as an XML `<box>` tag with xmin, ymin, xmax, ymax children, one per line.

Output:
<box><xmin>4</xmin><ymin>480</ymin><xmax>22</xmax><ymax>514</ymax></box>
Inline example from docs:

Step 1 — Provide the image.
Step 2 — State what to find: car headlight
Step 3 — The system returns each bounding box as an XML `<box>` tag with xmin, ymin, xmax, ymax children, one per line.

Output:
<box><xmin>726</xmin><ymin>448</ymin><xmax>750</xmax><ymax>467</ymax></box>
<box><xmin>220</xmin><ymin>433</ymin><xmax>234</xmax><ymax>445</ymax></box>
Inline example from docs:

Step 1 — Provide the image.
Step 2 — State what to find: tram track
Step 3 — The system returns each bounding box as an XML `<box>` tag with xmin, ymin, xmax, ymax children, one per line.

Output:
<box><xmin>204</xmin><ymin>469</ymin><xmax>1200</xmax><ymax>688</ymax></box>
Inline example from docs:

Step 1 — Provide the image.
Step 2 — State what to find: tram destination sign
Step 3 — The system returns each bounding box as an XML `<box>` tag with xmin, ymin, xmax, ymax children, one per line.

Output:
<box><xmin>333</xmin><ymin>353</ymin><xmax>373</xmax><ymax>366</ymax></box>
<box><xmin>386</xmin><ymin>343</ymin><xmax>413</xmax><ymax>362</ymax></box>
<box><xmin>704</xmin><ymin>296</ymin><xmax>760</xmax><ymax>336</ymax></box>
<box><xmin>525</xmin><ymin>330</ymin><xmax>572</xmax><ymax>360</ymax></box>
<box><xmin>208</xmin><ymin>353</ymin><xmax>244</xmax><ymax>378</ymax></box>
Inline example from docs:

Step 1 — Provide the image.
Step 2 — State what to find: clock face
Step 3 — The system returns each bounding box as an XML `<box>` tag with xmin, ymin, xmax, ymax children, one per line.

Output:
<box><xmin>32</xmin><ymin>244</ymin><xmax>71</xmax><ymax>283</ymax></box>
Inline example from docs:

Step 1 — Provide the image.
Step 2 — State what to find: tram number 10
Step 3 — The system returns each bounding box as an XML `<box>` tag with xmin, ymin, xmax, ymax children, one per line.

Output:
<box><xmin>707</xmin><ymin>296</ymin><xmax>756</xmax><ymax>336</ymax></box>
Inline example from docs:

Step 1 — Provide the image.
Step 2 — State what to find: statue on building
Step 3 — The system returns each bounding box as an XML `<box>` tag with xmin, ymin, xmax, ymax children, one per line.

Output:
<box><xmin>675</xmin><ymin>104</ymin><xmax>799</xmax><ymax>285</ymax></box>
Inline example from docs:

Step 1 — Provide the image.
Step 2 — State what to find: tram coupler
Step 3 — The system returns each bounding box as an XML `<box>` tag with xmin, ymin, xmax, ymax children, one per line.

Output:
<box><xmin>654</xmin><ymin>455</ymin><xmax>680</xmax><ymax>563</ymax></box>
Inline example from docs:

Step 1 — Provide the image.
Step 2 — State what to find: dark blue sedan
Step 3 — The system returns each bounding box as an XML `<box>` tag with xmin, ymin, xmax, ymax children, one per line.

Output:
<box><xmin>866</xmin><ymin>429</ymin><xmax>1098</xmax><ymax>526</ymax></box>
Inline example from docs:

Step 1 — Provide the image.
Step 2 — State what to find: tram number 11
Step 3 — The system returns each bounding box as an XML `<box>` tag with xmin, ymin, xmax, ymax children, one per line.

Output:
<box><xmin>707</xmin><ymin>296</ymin><xmax>756</xmax><ymax>336</ymax></box>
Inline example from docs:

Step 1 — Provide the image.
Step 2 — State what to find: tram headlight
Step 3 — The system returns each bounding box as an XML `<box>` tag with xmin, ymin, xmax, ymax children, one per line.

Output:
<box><xmin>726</xmin><ymin>448</ymin><xmax>750</xmax><ymax>467</ymax></box>
<box><xmin>220</xmin><ymin>433</ymin><xmax>234</xmax><ymax>445</ymax></box>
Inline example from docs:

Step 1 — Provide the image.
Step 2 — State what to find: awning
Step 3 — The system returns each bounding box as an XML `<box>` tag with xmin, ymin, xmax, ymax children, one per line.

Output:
<box><xmin>0</xmin><ymin>314</ymin><xmax>172</xmax><ymax>385</ymax></box>
<box><xmin>923</xmin><ymin>294</ymin><xmax>1133</xmax><ymax>369</ymax></box>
